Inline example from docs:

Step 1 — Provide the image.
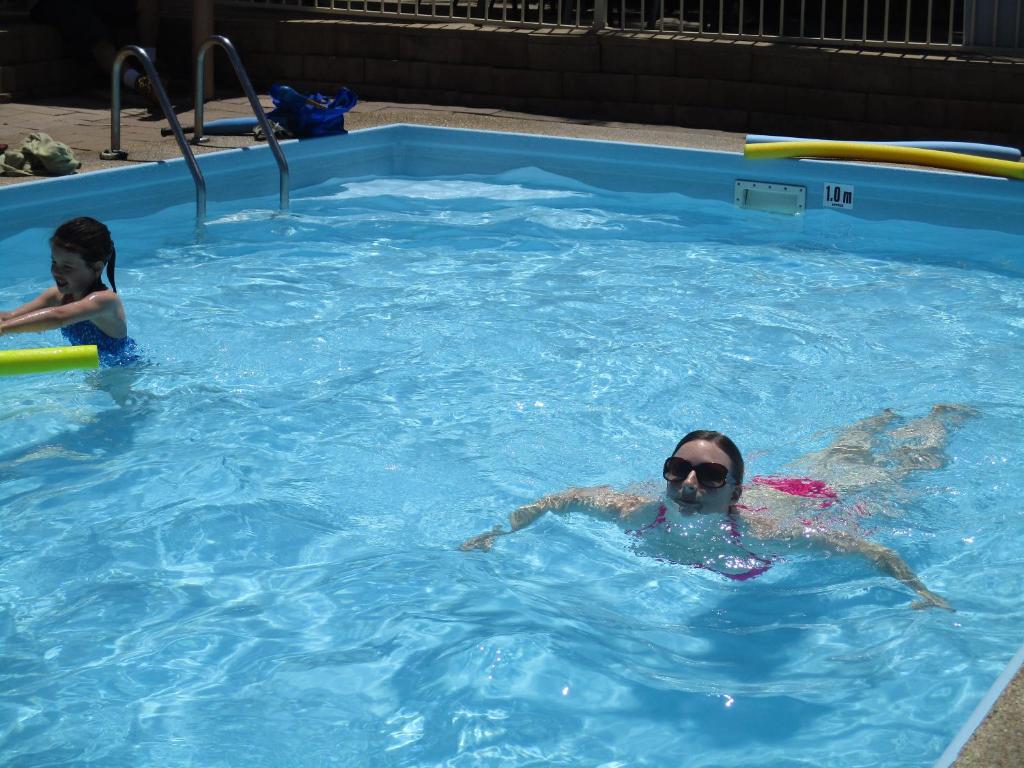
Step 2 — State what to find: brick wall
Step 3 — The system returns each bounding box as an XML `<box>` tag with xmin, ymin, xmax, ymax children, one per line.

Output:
<box><xmin>0</xmin><ymin>23</ymin><xmax>87</xmax><ymax>99</ymax></box>
<box><xmin>197</xmin><ymin>16</ymin><xmax>1023</xmax><ymax>145</ymax></box>
<box><xmin>6</xmin><ymin>9</ymin><xmax>1022</xmax><ymax>145</ymax></box>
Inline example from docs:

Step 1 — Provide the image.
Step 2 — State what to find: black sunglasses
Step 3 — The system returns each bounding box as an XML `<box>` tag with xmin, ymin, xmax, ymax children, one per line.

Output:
<box><xmin>662</xmin><ymin>457</ymin><xmax>731</xmax><ymax>489</ymax></box>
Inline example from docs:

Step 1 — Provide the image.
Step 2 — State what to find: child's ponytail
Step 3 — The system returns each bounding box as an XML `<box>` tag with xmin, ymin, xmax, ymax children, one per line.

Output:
<box><xmin>107</xmin><ymin>246</ymin><xmax>118</xmax><ymax>293</ymax></box>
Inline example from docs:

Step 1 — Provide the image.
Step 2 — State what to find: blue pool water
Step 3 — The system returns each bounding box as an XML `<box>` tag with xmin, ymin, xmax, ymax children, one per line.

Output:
<box><xmin>2</xmin><ymin>161</ymin><xmax>1023</xmax><ymax>767</ymax></box>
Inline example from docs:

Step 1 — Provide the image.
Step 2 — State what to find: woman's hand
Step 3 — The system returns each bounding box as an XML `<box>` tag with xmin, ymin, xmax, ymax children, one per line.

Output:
<box><xmin>459</xmin><ymin>525</ymin><xmax>507</xmax><ymax>552</ymax></box>
<box><xmin>911</xmin><ymin>589</ymin><xmax>953</xmax><ymax>611</ymax></box>
<box><xmin>459</xmin><ymin>486</ymin><xmax>658</xmax><ymax>553</ymax></box>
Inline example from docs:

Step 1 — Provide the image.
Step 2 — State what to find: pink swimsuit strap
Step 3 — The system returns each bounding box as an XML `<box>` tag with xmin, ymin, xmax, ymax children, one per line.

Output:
<box><xmin>629</xmin><ymin>504</ymin><xmax>773</xmax><ymax>581</ymax></box>
<box><xmin>632</xmin><ymin>504</ymin><xmax>740</xmax><ymax>537</ymax></box>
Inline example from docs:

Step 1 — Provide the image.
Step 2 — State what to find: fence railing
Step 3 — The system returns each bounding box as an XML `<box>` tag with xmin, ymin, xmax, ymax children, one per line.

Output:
<box><xmin>2</xmin><ymin>0</ymin><xmax>1018</xmax><ymax>52</ymax></box>
<box><xmin>217</xmin><ymin>0</ymin><xmax>1022</xmax><ymax>52</ymax></box>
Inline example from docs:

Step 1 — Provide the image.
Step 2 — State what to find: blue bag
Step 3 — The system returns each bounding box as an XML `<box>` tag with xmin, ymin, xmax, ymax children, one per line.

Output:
<box><xmin>266</xmin><ymin>84</ymin><xmax>358</xmax><ymax>138</ymax></box>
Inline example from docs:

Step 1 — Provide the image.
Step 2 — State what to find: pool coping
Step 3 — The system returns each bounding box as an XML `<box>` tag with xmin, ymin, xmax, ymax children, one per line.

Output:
<box><xmin>934</xmin><ymin>644</ymin><xmax>1024</xmax><ymax>767</ymax></box>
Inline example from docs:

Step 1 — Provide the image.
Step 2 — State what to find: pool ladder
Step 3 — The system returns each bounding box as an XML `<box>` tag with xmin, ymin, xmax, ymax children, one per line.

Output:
<box><xmin>102</xmin><ymin>35</ymin><xmax>289</xmax><ymax>220</ymax></box>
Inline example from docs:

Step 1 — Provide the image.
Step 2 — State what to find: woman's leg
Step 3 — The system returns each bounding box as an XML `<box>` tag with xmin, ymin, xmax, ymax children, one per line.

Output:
<box><xmin>788</xmin><ymin>408</ymin><xmax>898</xmax><ymax>493</ymax></box>
<box><xmin>790</xmin><ymin>404</ymin><xmax>976</xmax><ymax>495</ymax></box>
<box><xmin>817</xmin><ymin>408</ymin><xmax>898</xmax><ymax>458</ymax></box>
<box><xmin>883</xmin><ymin>403</ymin><xmax>978</xmax><ymax>476</ymax></box>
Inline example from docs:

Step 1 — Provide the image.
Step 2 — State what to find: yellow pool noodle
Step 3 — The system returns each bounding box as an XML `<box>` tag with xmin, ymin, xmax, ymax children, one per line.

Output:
<box><xmin>744</xmin><ymin>141</ymin><xmax>1024</xmax><ymax>180</ymax></box>
<box><xmin>0</xmin><ymin>345</ymin><xmax>99</xmax><ymax>376</ymax></box>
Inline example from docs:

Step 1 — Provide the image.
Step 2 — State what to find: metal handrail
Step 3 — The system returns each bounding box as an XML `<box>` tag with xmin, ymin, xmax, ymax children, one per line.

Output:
<box><xmin>194</xmin><ymin>35</ymin><xmax>290</xmax><ymax>212</ymax></box>
<box><xmin>102</xmin><ymin>45</ymin><xmax>208</xmax><ymax>220</ymax></box>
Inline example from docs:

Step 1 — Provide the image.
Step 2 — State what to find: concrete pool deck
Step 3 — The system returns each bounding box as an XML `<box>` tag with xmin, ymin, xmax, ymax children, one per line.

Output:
<box><xmin>0</xmin><ymin>93</ymin><xmax>1021</xmax><ymax>767</ymax></box>
<box><xmin>0</xmin><ymin>91</ymin><xmax>747</xmax><ymax>187</ymax></box>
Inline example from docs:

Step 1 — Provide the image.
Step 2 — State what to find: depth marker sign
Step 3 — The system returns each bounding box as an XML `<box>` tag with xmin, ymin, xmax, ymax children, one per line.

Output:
<box><xmin>824</xmin><ymin>183</ymin><xmax>855</xmax><ymax>209</ymax></box>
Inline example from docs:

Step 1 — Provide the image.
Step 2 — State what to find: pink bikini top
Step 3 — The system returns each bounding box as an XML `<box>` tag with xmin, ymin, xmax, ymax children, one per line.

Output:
<box><xmin>628</xmin><ymin>504</ymin><xmax>773</xmax><ymax>581</ymax></box>
<box><xmin>630</xmin><ymin>477</ymin><xmax>840</xmax><ymax>581</ymax></box>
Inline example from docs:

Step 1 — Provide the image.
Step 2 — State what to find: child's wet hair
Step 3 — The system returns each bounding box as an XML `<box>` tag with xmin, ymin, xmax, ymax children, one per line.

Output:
<box><xmin>674</xmin><ymin>430</ymin><xmax>745</xmax><ymax>485</ymax></box>
<box><xmin>51</xmin><ymin>217</ymin><xmax>118</xmax><ymax>293</ymax></box>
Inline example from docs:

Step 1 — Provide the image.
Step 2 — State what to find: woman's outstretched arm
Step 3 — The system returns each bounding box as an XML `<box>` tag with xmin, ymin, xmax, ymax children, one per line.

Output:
<box><xmin>738</xmin><ymin>493</ymin><xmax>953</xmax><ymax>611</ymax></box>
<box><xmin>459</xmin><ymin>486</ymin><xmax>653</xmax><ymax>552</ymax></box>
<box><xmin>822</xmin><ymin>530</ymin><xmax>952</xmax><ymax>611</ymax></box>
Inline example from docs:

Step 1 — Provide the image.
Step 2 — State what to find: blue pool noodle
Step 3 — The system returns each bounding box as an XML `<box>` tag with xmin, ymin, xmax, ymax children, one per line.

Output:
<box><xmin>745</xmin><ymin>134</ymin><xmax>1022</xmax><ymax>162</ymax></box>
<box><xmin>203</xmin><ymin>117</ymin><xmax>260</xmax><ymax>135</ymax></box>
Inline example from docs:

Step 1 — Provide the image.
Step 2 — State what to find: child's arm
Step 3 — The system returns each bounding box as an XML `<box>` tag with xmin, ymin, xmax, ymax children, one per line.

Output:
<box><xmin>459</xmin><ymin>486</ymin><xmax>653</xmax><ymax>551</ymax></box>
<box><xmin>0</xmin><ymin>291</ymin><xmax>117</xmax><ymax>336</ymax></box>
<box><xmin>0</xmin><ymin>287</ymin><xmax>61</xmax><ymax>322</ymax></box>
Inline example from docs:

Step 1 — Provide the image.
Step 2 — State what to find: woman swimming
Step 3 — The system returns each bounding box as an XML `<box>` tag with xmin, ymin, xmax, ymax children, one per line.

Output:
<box><xmin>460</xmin><ymin>406</ymin><xmax>975</xmax><ymax>610</ymax></box>
<box><xmin>0</xmin><ymin>216</ymin><xmax>139</xmax><ymax>365</ymax></box>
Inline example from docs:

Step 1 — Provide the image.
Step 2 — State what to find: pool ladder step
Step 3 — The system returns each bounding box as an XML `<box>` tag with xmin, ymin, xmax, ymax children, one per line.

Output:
<box><xmin>102</xmin><ymin>35</ymin><xmax>289</xmax><ymax>220</ymax></box>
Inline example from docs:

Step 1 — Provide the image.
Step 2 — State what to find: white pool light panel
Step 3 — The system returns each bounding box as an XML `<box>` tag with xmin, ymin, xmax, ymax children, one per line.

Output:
<box><xmin>734</xmin><ymin>179</ymin><xmax>807</xmax><ymax>214</ymax></box>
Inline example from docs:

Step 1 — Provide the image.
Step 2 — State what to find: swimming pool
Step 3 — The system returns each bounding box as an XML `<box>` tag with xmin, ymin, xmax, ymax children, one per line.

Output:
<box><xmin>1</xmin><ymin>127</ymin><xmax>1023</xmax><ymax>767</ymax></box>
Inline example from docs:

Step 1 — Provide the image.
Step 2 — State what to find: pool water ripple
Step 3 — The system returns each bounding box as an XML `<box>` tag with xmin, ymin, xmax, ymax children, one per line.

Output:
<box><xmin>1</xmin><ymin>170</ymin><xmax>1023</xmax><ymax>766</ymax></box>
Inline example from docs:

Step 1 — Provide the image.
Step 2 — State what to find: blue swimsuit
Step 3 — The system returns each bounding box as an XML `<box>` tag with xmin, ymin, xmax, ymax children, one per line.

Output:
<box><xmin>58</xmin><ymin>282</ymin><xmax>140</xmax><ymax>367</ymax></box>
<box><xmin>60</xmin><ymin>320</ymin><xmax>140</xmax><ymax>367</ymax></box>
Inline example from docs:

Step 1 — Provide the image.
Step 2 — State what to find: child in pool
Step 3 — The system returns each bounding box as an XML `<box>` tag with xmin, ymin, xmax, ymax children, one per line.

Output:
<box><xmin>0</xmin><ymin>216</ymin><xmax>139</xmax><ymax>365</ymax></box>
<box><xmin>461</xmin><ymin>406</ymin><xmax>976</xmax><ymax>610</ymax></box>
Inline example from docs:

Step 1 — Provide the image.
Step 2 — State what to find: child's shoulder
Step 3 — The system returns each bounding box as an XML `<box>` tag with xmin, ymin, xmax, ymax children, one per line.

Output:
<box><xmin>80</xmin><ymin>289</ymin><xmax>123</xmax><ymax>307</ymax></box>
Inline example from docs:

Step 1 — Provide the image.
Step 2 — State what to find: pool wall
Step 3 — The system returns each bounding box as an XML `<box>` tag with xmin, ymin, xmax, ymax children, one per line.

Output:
<box><xmin>3</xmin><ymin>125</ymin><xmax>1024</xmax><ymax>241</ymax></box>
<box><xmin>1</xmin><ymin>123</ymin><xmax>1022</xmax><ymax>764</ymax></box>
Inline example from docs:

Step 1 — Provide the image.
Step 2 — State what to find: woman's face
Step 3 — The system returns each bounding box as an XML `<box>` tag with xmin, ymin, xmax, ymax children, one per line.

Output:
<box><xmin>664</xmin><ymin>439</ymin><xmax>741</xmax><ymax>515</ymax></box>
<box><xmin>50</xmin><ymin>245</ymin><xmax>101</xmax><ymax>298</ymax></box>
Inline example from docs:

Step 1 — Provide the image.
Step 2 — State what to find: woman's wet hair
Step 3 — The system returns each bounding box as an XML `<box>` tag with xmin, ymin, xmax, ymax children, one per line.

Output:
<box><xmin>51</xmin><ymin>216</ymin><xmax>118</xmax><ymax>292</ymax></box>
<box><xmin>674</xmin><ymin>430</ymin><xmax>745</xmax><ymax>485</ymax></box>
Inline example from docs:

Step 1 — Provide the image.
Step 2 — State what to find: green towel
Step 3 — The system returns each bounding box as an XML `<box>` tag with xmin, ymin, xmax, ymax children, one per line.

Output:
<box><xmin>0</xmin><ymin>149</ymin><xmax>33</xmax><ymax>177</ymax></box>
<box><xmin>1</xmin><ymin>132</ymin><xmax>80</xmax><ymax>177</ymax></box>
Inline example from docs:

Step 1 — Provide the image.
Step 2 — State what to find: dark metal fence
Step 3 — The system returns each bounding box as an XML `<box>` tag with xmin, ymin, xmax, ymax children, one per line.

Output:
<box><xmin>216</xmin><ymin>0</ymin><xmax>1022</xmax><ymax>51</ymax></box>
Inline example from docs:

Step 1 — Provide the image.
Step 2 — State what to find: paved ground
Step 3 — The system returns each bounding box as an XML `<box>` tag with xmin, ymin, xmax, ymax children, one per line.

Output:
<box><xmin>0</xmin><ymin>91</ymin><xmax>746</xmax><ymax>186</ymax></box>
<box><xmin>0</xmin><ymin>92</ymin><xmax>1021</xmax><ymax>768</ymax></box>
